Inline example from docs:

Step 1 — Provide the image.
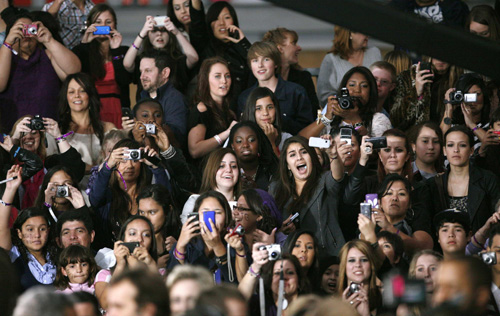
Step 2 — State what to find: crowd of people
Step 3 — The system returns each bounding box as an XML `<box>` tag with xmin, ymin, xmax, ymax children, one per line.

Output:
<box><xmin>1</xmin><ymin>0</ymin><xmax>500</xmax><ymax>315</ymax></box>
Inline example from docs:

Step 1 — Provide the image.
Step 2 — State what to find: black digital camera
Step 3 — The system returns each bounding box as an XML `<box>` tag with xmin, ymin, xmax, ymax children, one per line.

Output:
<box><xmin>338</xmin><ymin>87</ymin><xmax>355</xmax><ymax>110</ymax></box>
<box><xmin>28</xmin><ymin>115</ymin><xmax>45</xmax><ymax>130</ymax></box>
<box><xmin>448</xmin><ymin>90</ymin><xmax>464</xmax><ymax>105</ymax></box>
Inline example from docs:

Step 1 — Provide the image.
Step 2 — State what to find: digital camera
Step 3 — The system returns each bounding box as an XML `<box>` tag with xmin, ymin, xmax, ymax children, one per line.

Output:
<box><xmin>28</xmin><ymin>115</ymin><xmax>45</xmax><ymax>130</ymax></box>
<box><xmin>154</xmin><ymin>16</ymin><xmax>167</xmax><ymax>27</ymax></box>
<box><xmin>145</xmin><ymin>124</ymin><xmax>156</xmax><ymax>135</ymax></box>
<box><xmin>448</xmin><ymin>90</ymin><xmax>464</xmax><ymax>105</ymax></box>
<box><xmin>481</xmin><ymin>251</ymin><xmax>497</xmax><ymax>265</ymax></box>
<box><xmin>259</xmin><ymin>244</ymin><xmax>281</xmax><ymax>261</ymax></box>
<box><xmin>234</xmin><ymin>225</ymin><xmax>245</xmax><ymax>237</ymax></box>
<box><xmin>93</xmin><ymin>26</ymin><xmax>110</xmax><ymax>35</ymax></box>
<box><xmin>124</xmin><ymin>149</ymin><xmax>142</xmax><ymax>161</ymax></box>
<box><xmin>348</xmin><ymin>282</ymin><xmax>361</xmax><ymax>296</ymax></box>
<box><xmin>56</xmin><ymin>185</ymin><xmax>69</xmax><ymax>198</ymax></box>
<box><xmin>337</xmin><ymin>87</ymin><xmax>354</xmax><ymax>110</ymax></box>
<box><xmin>23</xmin><ymin>24</ymin><xmax>38</xmax><ymax>36</ymax></box>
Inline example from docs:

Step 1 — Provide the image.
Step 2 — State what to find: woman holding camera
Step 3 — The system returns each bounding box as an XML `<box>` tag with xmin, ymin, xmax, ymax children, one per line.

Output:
<box><xmin>299</xmin><ymin>66</ymin><xmax>391</xmax><ymax>139</ymax></box>
<box><xmin>73</xmin><ymin>4</ymin><xmax>132</xmax><ymax>128</ymax></box>
<box><xmin>440</xmin><ymin>73</ymin><xmax>491</xmax><ymax>150</ymax></box>
<box><xmin>88</xmin><ymin>138</ymin><xmax>168</xmax><ymax>249</ymax></box>
<box><xmin>337</xmin><ymin>240</ymin><xmax>382</xmax><ymax>316</ymax></box>
<box><xmin>169</xmin><ymin>190</ymin><xmax>238</xmax><ymax>283</ymax></box>
<box><xmin>0</xmin><ymin>13</ymin><xmax>81</xmax><ymax>134</ymax></box>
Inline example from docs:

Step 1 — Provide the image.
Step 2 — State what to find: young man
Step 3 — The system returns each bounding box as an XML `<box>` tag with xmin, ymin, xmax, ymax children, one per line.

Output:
<box><xmin>56</xmin><ymin>208</ymin><xmax>95</xmax><ymax>250</ymax></box>
<box><xmin>434</xmin><ymin>209</ymin><xmax>472</xmax><ymax>260</ymax></box>
<box><xmin>237</xmin><ymin>41</ymin><xmax>313</xmax><ymax>135</ymax></box>
<box><xmin>139</xmin><ymin>51</ymin><xmax>188</xmax><ymax>144</ymax></box>
<box><xmin>370</xmin><ymin>61</ymin><xmax>396</xmax><ymax>117</ymax></box>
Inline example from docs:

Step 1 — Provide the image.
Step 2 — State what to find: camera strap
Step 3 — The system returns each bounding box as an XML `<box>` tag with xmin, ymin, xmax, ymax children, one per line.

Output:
<box><xmin>115</xmin><ymin>169</ymin><xmax>127</xmax><ymax>191</ymax></box>
<box><xmin>259</xmin><ymin>277</ymin><xmax>265</xmax><ymax>316</ymax></box>
<box><xmin>227</xmin><ymin>243</ymin><xmax>234</xmax><ymax>282</ymax></box>
<box><xmin>276</xmin><ymin>260</ymin><xmax>285</xmax><ymax>316</ymax></box>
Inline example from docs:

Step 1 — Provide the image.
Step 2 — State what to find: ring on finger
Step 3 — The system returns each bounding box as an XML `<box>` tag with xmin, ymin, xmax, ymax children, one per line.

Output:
<box><xmin>350</xmin><ymin>301</ymin><xmax>354</xmax><ymax>305</ymax></box>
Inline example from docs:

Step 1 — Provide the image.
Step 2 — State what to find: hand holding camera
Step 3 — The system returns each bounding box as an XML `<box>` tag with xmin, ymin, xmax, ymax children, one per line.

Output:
<box><xmin>176</xmin><ymin>214</ymin><xmax>201</xmax><ymax>254</ymax></box>
<box><xmin>250</xmin><ymin>242</ymin><xmax>270</xmax><ymax>273</ymax></box>
<box><xmin>342</xmin><ymin>282</ymin><xmax>370</xmax><ymax>315</ymax></box>
<box><xmin>42</xmin><ymin>117</ymin><xmax>62</xmax><ymax>138</ymax></box>
<box><xmin>64</xmin><ymin>185</ymin><xmax>85</xmax><ymax>209</ymax></box>
<box><xmin>225</xmin><ymin>225</ymin><xmax>245</xmax><ymax>255</ymax></box>
<box><xmin>415</xmin><ymin>62</ymin><xmax>434</xmax><ymax>97</ymax></box>
<box><xmin>132</xmin><ymin>121</ymin><xmax>147</xmax><ymax>142</ymax></box>
<box><xmin>164</xmin><ymin>17</ymin><xmax>180</xmax><ymax>36</ymax></box>
<box><xmin>107</xmin><ymin>147</ymin><xmax>130</xmax><ymax>168</ymax></box>
<box><xmin>140</xmin><ymin>16</ymin><xmax>155</xmax><ymax>39</ymax></box>
<box><xmin>150</xmin><ymin>124</ymin><xmax>171</xmax><ymax>152</ymax></box>
<box><xmin>108</xmin><ymin>29</ymin><xmax>123</xmax><ymax>49</ymax></box>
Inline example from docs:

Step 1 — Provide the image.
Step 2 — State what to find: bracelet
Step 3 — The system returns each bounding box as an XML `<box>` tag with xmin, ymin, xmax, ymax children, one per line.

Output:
<box><xmin>137</xmin><ymin>33</ymin><xmax>145</xmax><ymax>39</ymax></box>
<box><xmin>104</xmin><ymin>161</ymin><xmax>112</xmax><ymax>170</ymax></box>
<box><xmin>2</xmin><ymin>41</ymin><xmax>18</xmax><ymax>55</ymax></box>
<box><xmin>160</xmin><ymin>145</ymin><xmax>176</xmax><ymax>160</ymax></box>
<box><xmin>320</xmin><ymin>115</ymin><xmax>333</xmax><ymax>127</ymax></box>
<box><xmin>13</xmin><ymin>146</ymin><xmax>21</xmax><ymax>158</ymax></box>
<box><xmin>354</xmin><ymin>122</ymin><xmax>363</xmax><ymax>130</ymax></box>
<box><xmin>236</xmin><ymin>251</ymin><xmax>246</xmax><ymax>258</ymax></box>
<box><xmin>417</xmin><ymin>94</ymin><xmax>424</xmax><ymax>101</ymax></box>
<box><xmin>214</xmin><ymin>134</ymin><xmax>222</xmax><ymax>145</ymax></box>
<box><xmin>0</xmin><ymin>199</ymin><xmax>12</xmax><ymax>206</ymax></box>
<box><xmin>396</xmin><ymin>229</ymin><xmax>400</xmax><ymax>235</ymax></box>
<box><xmin>56</xmin><ymin>138</ymin><xmax>67</xmax><ymax>144</ymax></box>
<box><xmin>175</xmin><ymin>247</ymin><xmax>185</xmax><ymax>256</ymax></box>
<box><xmin>43</xmin><ymin>202</ymin><xmax>51</xmax><ymax>208</ymax></box>
<box><xmin>472</xmin><ymin>124</ymin><xmax>481</xmax><ymax>132</ymax></box>
<box><xmin>56</xmin><ymin>131</ymin><xmax>74</xmax><ymax>141</ymax></box>
<box><xmin>132</xmin><ymin>43</ymin><xmax>140</xmax><ymax>50</ymax></box>
<box><xmin>248</xmin><ymin>265</ymin><xmax>260</xmax><ymax>277</ymax></box>
<box><xmin>173</xmin><ymin>251</ymin><xmax>184</xmax><ymax>261</ymax></box>
<box><xmin>473</xmin><ymin>235</ymin><xmax>484</xmax><ymax>248</ymax></box>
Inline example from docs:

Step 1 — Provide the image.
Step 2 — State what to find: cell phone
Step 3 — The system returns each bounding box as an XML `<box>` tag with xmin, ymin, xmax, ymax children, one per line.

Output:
<box><xmin>365</xmin><ymin>193</ymin><xmax>379</xmax><ymax>209</ymax></box>
<box><xmin>464</xmin><ymin>93</ymin><xmax>477</xmax><ymax>103</ymax></box>
<box><xmin>203</xmin><ymin>211</ymin><xmax>216</xmax><ymax>233</ymax></box>
<box><xmin>420</xmin><ymin>62</ymin><xmax>431</xmax><ymax>72</ymax></box>
<box><xmin>121</xmin><ymin>242</ymin><xmax>140</xmax><ymax>253</ymax></box>
<box><xmin>154</xmin><ymin>16</ymin><xmax>167</xmax><ymax>27</ymax></box>
<box><xmin>228</xmin><ymin>29</ymin><xmax>240</xmax><ymax>40</ymax></box>
<box><xmin>187</xmin><ymin>213</ymin><xmax>200</xmax><ymax>234</ymax></box>
<box><xmin>366</xmin><ymin>136</ymin><xmax>387</xmax><ymax>149</ymax></box>
<box><xmin>348</xmin><ymin>282</ymin><xmax>361</xmax><ymax>296</ymax></box>
<box><xmin>360</xmin><ymin>203</ymin><xmax>372</xmax><ymax>219</ymax></box>
<box><xmin>289</xmin><ymin>212</ymin><xmax>300</xmax><ymax>226</ymax></box>
<box><xmin>340</xmin><ymin>127</ymin><xmax>352</xmax><ymax>145</ymax></box>
<box><xmin>309</xmin><ymin>137</ymin><xmax>330</xmax><ymax>148</ymax></box>
<box><xmin>0</xmin><ymin>134</ymin><xmax>5</xmax><ymax>143</ymax></box>
<box><xmin>94</xmin><ymin>26</ymin><xmax>111</xmax><ymax>35</ymax></box>
<box><xmin>122</xmin><ymin>107</ymin><xmax>133</xmax><ymax>120</ymax></box>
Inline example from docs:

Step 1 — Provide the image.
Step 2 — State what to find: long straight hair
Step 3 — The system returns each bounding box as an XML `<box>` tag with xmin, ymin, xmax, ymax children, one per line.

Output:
<box><xmin>377</xmin><ymin>128</ymin><xmax>413</xmax><ymax>183</ymax></box>
<box><xmin>118</xmin><ymin>215</ymin><xmax>158</xmax><ymax>262</ymax></box>
<box><xmin>200</xmin><ymin>147</ymin><xmax>241</xmax><ymax>196</ymax></box>
<box><xmin>58</xmin><ymin>73</ymin><xmax>105</xmax><ymax>145</ymax></box>
<box><xmin>205</xmin><ymin>1</ymin><xmax>239</xmax><ymax>55</ymax></box>
<box><xmin>273</xmin><ymin>136</ymin><xmax>322</xmax><ymax>213</ymax></box>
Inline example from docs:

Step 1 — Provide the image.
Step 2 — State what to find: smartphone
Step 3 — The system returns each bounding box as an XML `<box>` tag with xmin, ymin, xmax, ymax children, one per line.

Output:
<box><xmin>228</xmin><ymin>29</ymin><xmax>240</xmax><ymax>40</ymax></box>
<box><xmin>154</xmin><ymin>16</ymin><xmax>167</xmax><ymax>27</ymax></box>
<box><xmin>187</xmin><ymin>213</ymin><xmax>200</xmax><ymax>233</ymax></box>
<box><xmin>203</xmin><ymin>211</ymin><xmax>216</xmax><ymax>233</ymax></box>
<box><xmin>93</xmin><ymin>26</ymin><xmax>111</xmax><ymax>35</ymax></box>
<box><xmin>366</xmin><ymin>136</ymin><xmax>387</xmax><ymax>149</ymax></box>
<box><xmin>121</xmin><ymin>242</ymin><xmax>140</xmax><ymax>253</ymax></box>
<box><xmin>340</xmin><ymin>127</ymin><xmax>352</xmax><ymax>145</ymax></box>
<box><xmin>365</xmin><ymin>193</ymin><xmax>379</xmax><ymax>209</ymax></box>
<box><xmin>0</xmin><ymin>134</ymin><xmax>5</xmax><ymax>143</ymax></box>
<box><xmin>309</xmin><ymin>137</ymin><xmax>330</xmax><ymax>148</ymax></box>
<box><xmin>289</xmin><ymin>212</ymin><xmax>300</xmax><ymax>226</ymax></box>
<box><xmin>360</xmin><ymin>203</ymin><xmax>372</xmax><ymax>219</ymax></box>
<box><xmin>420</xmin><ymin>62</ymin><xmax>431</xmax><ymax>72</ymax></box>
<box><xmin>122</xmin><ymin>107</ymin><xmax>133</xmax><ymax>120</ymax></box>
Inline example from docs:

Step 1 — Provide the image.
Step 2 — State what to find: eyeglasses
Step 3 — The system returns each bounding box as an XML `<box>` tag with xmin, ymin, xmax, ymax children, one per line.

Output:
<box><xmin>375</xmin><ymin>78</ymin><xmax>393</xmax><ymax>87</ymax></box>
<box><xmin>232</xmin><ymin>205</ymin><xmax>252</xmax><ymax>213</ymax></box>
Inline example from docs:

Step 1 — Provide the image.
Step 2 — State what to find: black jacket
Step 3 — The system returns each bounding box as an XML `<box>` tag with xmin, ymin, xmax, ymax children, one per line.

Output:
<box><xmin>426</xmin><ymin>164</ymin><xmax>500</xmax><ymax>233</ymax></box>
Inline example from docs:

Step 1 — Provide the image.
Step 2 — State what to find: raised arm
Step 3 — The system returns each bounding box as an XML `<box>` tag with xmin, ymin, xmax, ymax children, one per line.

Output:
<box><xmin>123</xmin><ymin>16</ymin><xmax>154</xmax><ymax>72</ymax></box>
<box><xmin>0</xmin><ymin>20</ymin><xmax>24</xmax><ymax>92</ymax></box>
<box><xmin>238</xmin><ymin>242</ymin><xmax>269</xmax><ymax>300</ymax></box>
<box><xmin>0</xmin><ymin>165</ymin><xmax>22</xmax><ymax>251</ymax></box>
<box><xmin>165</xmin><ymin>17</ymin><xmax>198</xmax><ymax>69</ymax></box>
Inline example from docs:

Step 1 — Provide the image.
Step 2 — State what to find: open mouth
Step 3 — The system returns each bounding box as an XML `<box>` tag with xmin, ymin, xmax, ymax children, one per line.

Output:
<box><xmin>297</xmin><ymin>164</ymin><xmax>307</xmax><ymax>173</ymax></box>
<box><xmin>219</xmin><ymin>28</ymin><xmax>227</xmax><ymax>34</ymax></box>
<box><xmin>257</xmin><ymin>69</ymin><xmax>266</xmax><ymax>75</ymax></box>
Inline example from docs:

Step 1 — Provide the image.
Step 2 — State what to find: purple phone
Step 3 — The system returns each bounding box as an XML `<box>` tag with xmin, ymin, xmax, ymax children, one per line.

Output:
<box><xmin>203</xmin><ymin>211</ymin><xmax>216</xmax><ymax>233</ymax></box>
<box><xmin>365</xmin><ymin>193</ymin><xmax>379</xmax><ymax>209</ymax></box>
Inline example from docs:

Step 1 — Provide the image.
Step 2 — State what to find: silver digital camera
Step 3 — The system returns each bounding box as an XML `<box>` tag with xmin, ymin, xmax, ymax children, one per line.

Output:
<box><xmin>56</xmin><ymin>185</ymin><xmax>69</xmax><ymax>197</ymax></box>
<box><xmin>145</xmin><ymin>124</ymin><xmax>156</xmax><ymax>135</ymax></box>
<box><xmin>124</xmin><ymin>149</ymin><xmax>142</xmax><ymax>161</ymax></box>
<box><xmin>259</xmin><ymin>244</ymin><xmax>281</xmax><ymax>261</ymax></box>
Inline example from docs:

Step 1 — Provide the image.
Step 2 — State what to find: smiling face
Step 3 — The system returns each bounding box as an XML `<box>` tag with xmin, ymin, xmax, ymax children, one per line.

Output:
<box><xmin>62</xmin><ymin>261</ymin><xmax>90</xmax><ymax>284</ymax></box>
<box><xmin>250</xmin><ymin>55</ymin><xmax>277</xmax><ymax>82</ymax></box>
<box><xmin>66</xmin><ymin>79</ymin><xmax>89</xmax><ymax>113</ymax></box>
<box><xmin>208</xmin><ymin>63</ymin><xmax>231</xmax><ymax>102</ymax></box>
<box><xmin>291</xmin><ymin>233</ymin><xmax>315</xmax><ymax>270</ymax></box>
<box><xmin>254</xmin><ymin>96</ymin><xmax>276</xmax><ymax>127</ymax></box>
<box><xmin>123</xmin><ymin>218</ymin><xmax>153</xmax><ymax>250</ymax></box>
<box><xmin>469</xmin><ymin>21</ymin><xmax>490</xmax><ymax>38</ymax></box>
<box><xmin>345</xmin><ymin>247</ymin><xmax>371</xmax><ymax>284</ymax></box>
<box><xmin>378</xmin><ymin>136</ymin><xmax>409</xmax><ymax>174</ymax></box>
<box><xmin>380</xmin><ymin>180</ymin><xmax>410</xmax><ymax>223</ymax></box>
<box><xmin>148</xmin><ymin>28</ymin><xmax>169</xmax><ymax>49</ymax></box>
<box><xmin>280</xmin><ymin>34</ymin><xmax>301</xmax><ymax>66</ymax></box>
<box><xmin>438</xmin><ymin>222</ymin><xmax>469</xmax><ymax>257</ymax></box>
<box><xmin>271</xmin><ymin>260</ymin><xmax>299</xmax><ymax>297</ymax></box>
<box><xmin>198</xmin><ymin>197</ymin><xmax>226</xmax><ymax>232</ymax></box>
<box><xmin>444</xmin><ymin>131</ymin><xmax>473</xmax><ymax>167</ymax></box>
<box><xmin>210</xmin><ymin>7</ymin><xmax>234</xmax><ymax>41</ymax></box>
<box><xmin>346</xmin><ymin>72</ymin><xmax>370</xmax><ymax>107</ymax></box>
<box><xmin>215</xmin><ymin>153</ymin><xmax>239</xmax><ymax>191</ymax></box>
<box><xmin>415</xmin><ymin>254</ymin><xmax>440</xmax><ymax>293</ymax></box>
<box><xmin>138</xmin><ymin>198</ymin><xmax>166</xmax><ymax>234</ymax></box>
<box><xmin>232</xmin><ymin>126</ymin><xmax>259</xmax><ymax>163</ymax></box>
<box><xmin>413</xmin><ymin>126</ymin><xmax>441</xmax><ymax>166</ymax></box>
<box><xmin>286</xmin><ymin>142</ymin><xmax>312</xmax><ymax>182</ymax></box>
<box><xmin>135</xmin><ymin>101</ymin><xmax>163</xmax><ymax>125</ymax></box>
<box><xmin>20</xmin><ymin>129</ymin><xmax>41</xmax><ymax>153</ymax></box>
<box><xmin>172</xmin><ymin>0</ymin><xmax>191</xmax><ymax>26</ymax></box>
<box><xmin>232</xmin><ymin>195</ymin><xmax>261</xmax><ymax>231</ymax></box>
<box><xmin>59</xmin><ymin>220</ymin><xmax>94</xmax><ymax>249</ymax></box>
<box><xmin>321</xmin><ymin>264</ymin><xmax>339</xmax><ymax>295</ymax></box>
<box><xmin>17</xmin><ymin>216</ymin><xmax>49</xmax><ymax>253</ymax></box>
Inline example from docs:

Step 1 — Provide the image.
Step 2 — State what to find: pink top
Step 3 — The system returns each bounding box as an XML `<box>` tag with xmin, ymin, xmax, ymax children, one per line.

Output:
<box><xmin>56</xmin><ymin>281</ymin><xmax>95</xmax><ymax>294</ymax></box>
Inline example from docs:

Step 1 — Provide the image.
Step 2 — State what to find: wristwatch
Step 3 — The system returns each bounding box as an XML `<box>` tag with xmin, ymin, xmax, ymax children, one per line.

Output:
<box><xmin>443</xmin><ymin>117</ymin><xmax>452</xmax><ymax>125</ymax></box>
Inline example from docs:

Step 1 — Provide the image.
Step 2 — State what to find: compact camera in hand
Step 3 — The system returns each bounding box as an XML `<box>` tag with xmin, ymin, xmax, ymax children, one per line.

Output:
<box><xmin>124</xmin><ymin>149</ymin><xmax>142</xmax><ymax>161</ymax></box>
<box><xmin>56</xmin><ymin>185</ymin><xmax>69</xmax><ymax>198</ymax></box>
<box><xmin>145</xmin><ymin>124</ymin><xmax>156</xmax><ymax>135</ymax></box>
<box><xmin>259</xmin><ymin>244</ymin><xmax>282</xmax><ymax>261</ymax></box>
<box><xmin>481</xmin><ymin>251</ymin><xmax>497</xmax><ymax>265</ymax></box>
<box><xmin>448</xmin><ymin>90</ymin><xmax>464</xmax><ymax>105</ymax></box>
<box><xmin>28</xmin><ymin>115</ymin><xmax>45</xmax><ymax>131</ymax></box>
<box><xmin>23</xmin><ymin>24</ymin><xmax>38</xmax><ymax>37</ymax></box>
<box><xmin>233</xmin><ymin>224</ymin><xmax>245</xmax><ymax>237</ymax></box>
<box><xmin>154</xmin><ymin>16</ymin><xmax>167</xmax><ymax>27</ymax></box>
<box><xmin>338</xmin><ymin>87</ymin><xmax>355</xmax><ymax>110</ymax></box>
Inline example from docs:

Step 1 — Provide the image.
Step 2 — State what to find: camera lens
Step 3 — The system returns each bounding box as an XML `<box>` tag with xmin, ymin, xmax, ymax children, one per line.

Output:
<box><xmin>130</xmin><ymin>151</ymin><xmax>139</xmax><ymax>159</ymax></box>
<box><xmin>270</xmin><ymin>251</ymin><xmax>278</xmax><ymax>258</ymax></box>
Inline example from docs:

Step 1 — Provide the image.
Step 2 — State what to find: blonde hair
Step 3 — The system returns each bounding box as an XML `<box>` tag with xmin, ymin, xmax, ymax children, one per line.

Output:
<box><xmin>408</xmin><ymin>249</ymin><xmax>443</xmax><ymax>279</ymax></box>
<box><xmin>166</xmin><ymin>264</ymin><xmax>215</xmax><ymax>293</ymax></box>
<box><xmin>384</xmin><ymin>50</ymin><xmax>412</xmax><ymax>76</ymax></box>
<box><xmin>10</xmin><ymin>115</ymin><xmax>47</xmax><ymax>160</ymax></box>
<box><xmin>247</xmin><ymin>41</ymin><xmax>282</xmax><ymax>76</ymax></box>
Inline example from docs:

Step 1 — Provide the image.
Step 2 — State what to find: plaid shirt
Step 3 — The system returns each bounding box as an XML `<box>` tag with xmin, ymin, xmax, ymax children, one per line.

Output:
<box><xmin>42</xmin><ymin>0</ymin><xmax>95</xmax><ymax>49</ymax></box>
